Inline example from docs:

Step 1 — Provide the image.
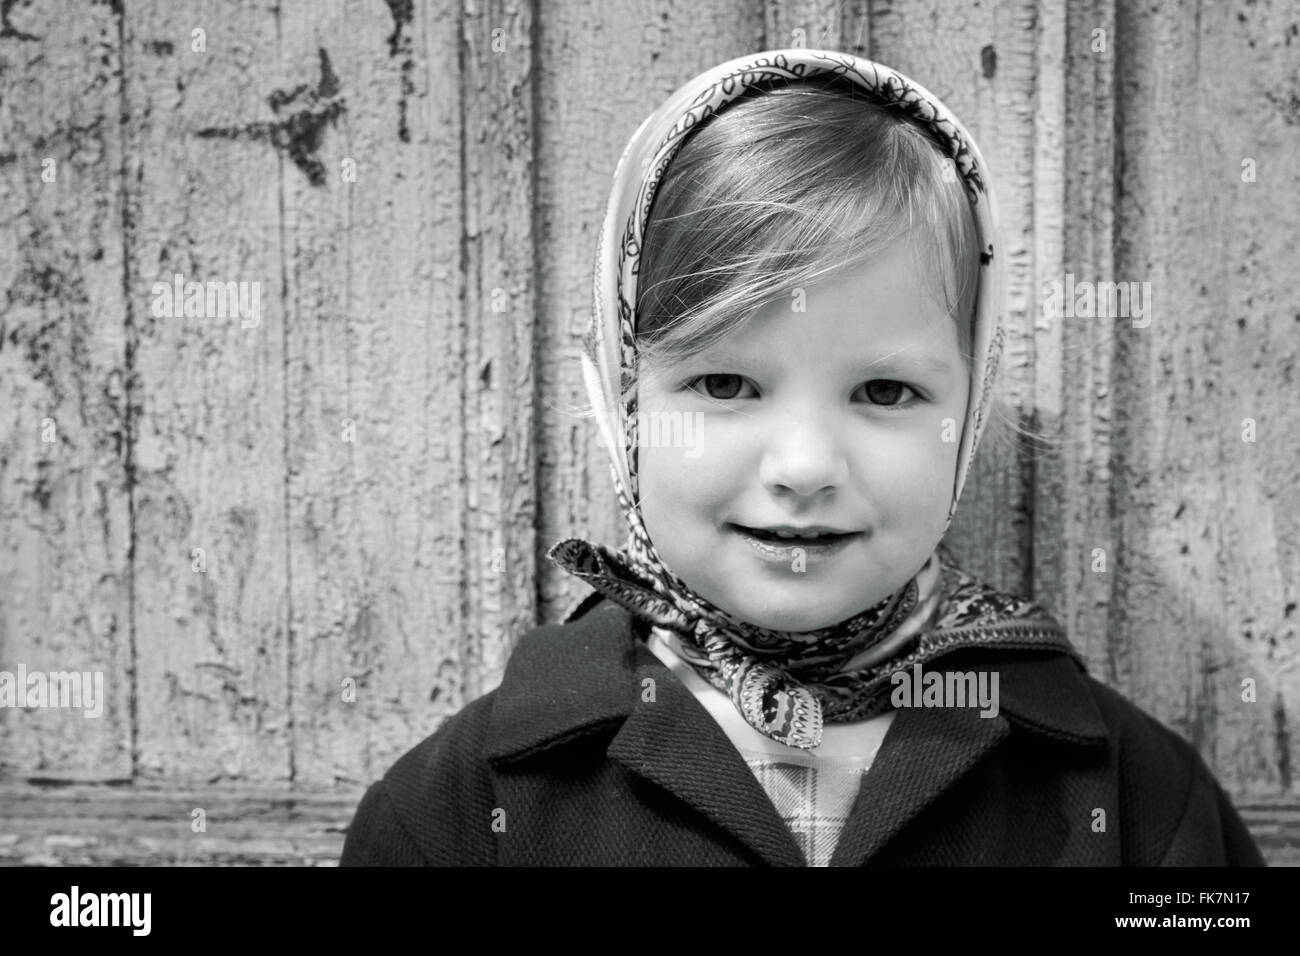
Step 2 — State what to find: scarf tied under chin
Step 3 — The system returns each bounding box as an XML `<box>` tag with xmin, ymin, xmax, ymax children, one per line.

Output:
<box><xmin>548</xmin><ymin>49</ymin><xmax>1081</xmax><ymax>750</ymax></box>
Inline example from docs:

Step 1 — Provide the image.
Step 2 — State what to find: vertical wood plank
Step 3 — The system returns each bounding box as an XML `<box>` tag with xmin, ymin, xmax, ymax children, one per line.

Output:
<box><xmin>1026</xmin><ymin>0</ymin><xmax>1067</xmax><ymax>636</ymax></box>
<box><xmin>124</xmin><ymin>1</ymin><xmax>290</xmax><ymax>783</ymax></box>
<box><xmin>1106</xmin><ymin>0</ymin><xmax>1299</xmax><ymax>795</ymax></box>
<box><xmin>457</xmin><ymin>0</ymin><xmax>539</xmax><ymax>698</ymax></box>
<box><xmin>274</xmin><ymin>0</ymin><xmax>480</xmax><ymax>786</ymax></box>
<box><xmin>0</xmin><ymin>1</ymin><xmax>132</xmax><ymax>780</ymax></box>
<box><xmin>1053</xmin><ymin>0</ymin><xmax>1119</xmax><ymax>681</ymax></box>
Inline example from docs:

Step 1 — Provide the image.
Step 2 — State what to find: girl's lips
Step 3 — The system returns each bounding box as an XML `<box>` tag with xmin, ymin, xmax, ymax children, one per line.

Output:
<box><xmin>728</xmin><ymin>523</ymin><xmax>861</xmax><ymax>565</ymax></box>
<box><xmin>732</xmin><ymin>523</ymin><xmax>852</xmax><ymax>541</ymax></box>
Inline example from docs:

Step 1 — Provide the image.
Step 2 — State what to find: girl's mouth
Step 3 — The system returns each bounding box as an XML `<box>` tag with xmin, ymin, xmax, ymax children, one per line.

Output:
<box><xmin>734</xmin><ymin>524</ymin><xmax>849</xmax><ymax>543</ymax></box>
<box><xmin>728</xmin><ymin>524</ymin><xmax>860</xmax><ymax>564</ymax></box>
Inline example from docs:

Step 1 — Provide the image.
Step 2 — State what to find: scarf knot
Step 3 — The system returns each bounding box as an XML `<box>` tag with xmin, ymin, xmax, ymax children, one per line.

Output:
<box><xmin>692</xmin><ymin>622</ymin><xmax>826</xmax><ymax>749</ymax></box>
<box><xmin>547</xmin><ymin>533</ymin><xmax>935</xmax><ymax>750</ymax></box>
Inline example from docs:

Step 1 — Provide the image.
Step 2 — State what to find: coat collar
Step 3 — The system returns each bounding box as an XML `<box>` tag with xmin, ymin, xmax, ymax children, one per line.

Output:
<box><xmin>484</xmin><ymin>598</ymin><xmax>1109</xmax><ymax>865</ymax></box>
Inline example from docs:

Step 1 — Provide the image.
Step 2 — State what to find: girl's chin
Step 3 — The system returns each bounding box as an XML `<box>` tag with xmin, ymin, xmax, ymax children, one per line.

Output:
<box><xmin>714</xmin><ymin>596</ymin><xmax>859</xmax><ymax>633</ymax></box>
<box><xmin>708</xmin><ymin>578</ymin><xmax>902</xmax><ymax>632</ymax></box>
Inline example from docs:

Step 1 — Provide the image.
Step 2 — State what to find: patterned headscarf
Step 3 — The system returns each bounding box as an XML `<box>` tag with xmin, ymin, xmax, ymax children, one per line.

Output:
<box><xmin>548</xmin><ymin>50</ymin><xmax>1076</xmax><ymax>750</ymax></box>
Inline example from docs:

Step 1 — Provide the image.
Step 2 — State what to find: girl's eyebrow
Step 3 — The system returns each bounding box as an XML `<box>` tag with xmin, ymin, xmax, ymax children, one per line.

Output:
<box><xmin>694</xmin><ymin>350</ymin><xmax>955</xmax><ymax>375</ymax></box>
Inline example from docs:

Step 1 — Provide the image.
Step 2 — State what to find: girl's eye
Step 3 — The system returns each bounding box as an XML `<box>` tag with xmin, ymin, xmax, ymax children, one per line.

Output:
<box><xmin>857</xmin><ymin>380</ymin><xmax>921</xmax><ymax>408</ymax></box>
<box><xmin>683</xmin><ymin>375</ymin><xmax>922</xmax><ymax>408</ymax></box>
<box><xmin>686</xmin><ymin>373</ymin><xmax>754</xmax><ymax>400</ymax></box>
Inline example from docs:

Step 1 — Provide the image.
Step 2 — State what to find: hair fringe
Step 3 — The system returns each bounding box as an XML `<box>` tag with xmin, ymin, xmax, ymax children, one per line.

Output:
<box><xmin>631</xmin><ymin>81</ymin><xmax>980</xmax><ymax>393</ymax></box>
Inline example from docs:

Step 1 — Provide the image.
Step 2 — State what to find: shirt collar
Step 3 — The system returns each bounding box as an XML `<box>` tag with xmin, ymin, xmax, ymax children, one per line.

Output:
<box><xmin>483</xmin><ymin>598</ymin><xmax>1109</xmax><ymax>765</ymax></box>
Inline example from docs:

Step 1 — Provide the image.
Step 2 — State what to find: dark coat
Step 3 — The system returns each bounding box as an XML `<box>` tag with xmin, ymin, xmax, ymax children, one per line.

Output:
<box><xmin>339</xmin><ymin>594</ymin><xmax>1266</xmax><ymax>866</ymax></box>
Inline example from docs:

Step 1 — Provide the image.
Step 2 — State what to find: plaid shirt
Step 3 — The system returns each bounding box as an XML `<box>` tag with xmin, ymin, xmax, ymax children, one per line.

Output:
<box><xmin>646</xmin><ymin>628</ymin><xmax>891</xmax><ymax>866</ymax></box>
<box><xmin>738</xmin><ymin>753</ymin><xmax>872</xmax><ymax>866</ymax></box>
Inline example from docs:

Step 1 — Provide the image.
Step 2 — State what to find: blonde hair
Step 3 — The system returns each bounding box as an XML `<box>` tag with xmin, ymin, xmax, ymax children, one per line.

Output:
<box><xmin>633</xmin><ymin>76</ymin><xmax>980</xmax><ymax>389</ymax></box>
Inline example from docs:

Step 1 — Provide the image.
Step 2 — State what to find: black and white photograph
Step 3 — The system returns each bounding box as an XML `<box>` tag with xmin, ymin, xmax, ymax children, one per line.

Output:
<box><xmin>0</xmin><ymin>0</ymin><xmax>1295</xmax><ymax>930</ymax></box>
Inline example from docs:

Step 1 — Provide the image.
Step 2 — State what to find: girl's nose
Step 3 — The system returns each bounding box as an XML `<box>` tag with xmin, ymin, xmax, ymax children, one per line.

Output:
<box><xmin>757</xmin><ymin>413</ymin><xmax>851</xmax><ymax>498</ymax></box>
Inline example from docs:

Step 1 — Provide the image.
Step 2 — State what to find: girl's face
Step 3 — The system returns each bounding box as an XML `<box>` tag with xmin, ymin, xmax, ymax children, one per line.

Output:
<box><xmin>637</xmin><ymin>242</ymin><xmax>971</xmax><ymax>632</ymax></box>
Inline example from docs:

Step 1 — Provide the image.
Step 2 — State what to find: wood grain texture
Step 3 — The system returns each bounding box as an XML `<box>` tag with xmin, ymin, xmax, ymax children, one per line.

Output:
<box><xmin>123</xmin><ymin>1</ymin><xmax>291</xmax><ymax>785</ymax></box>
<box><xmin>1056</xmin><ymin>0</ymin><xmax>1123</xmax><ymax>696</ymax></box>
<box><xmin>455</xmin><ymin>0</ymin><xmax>539</xmax><ymax>704</ymax></box>
<box><xmin>1100</xmin><ymin>0</ymin><xmax>1299</xmax><ymax>797</ymax></box>
<box><xmin>764</xmin><ymin>0</ymin><xmax>862</xmax><ymax>52</ymax></box>
<box><xmin>0</xmin><ymin>784</ymin><xmax>358</xmax><ymax>866</ymax></box>
<box><xmin>272</xmin><ymin>0</ymin><xmax>481</xmax><ymax>789</ymax></box>
<box><xmin>0</xmin><ymin>0</ymin><xmax>133</xmax><ymax>780</ymax></box>
<box><xmin>1</xmin><ymin>785</ymin><xmax>1297</xmax><ymax>866</ymax></box>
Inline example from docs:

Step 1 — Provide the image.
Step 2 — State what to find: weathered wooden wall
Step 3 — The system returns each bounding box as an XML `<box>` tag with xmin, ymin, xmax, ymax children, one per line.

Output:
<box><xmin>1</xmin><ymin>0</ymin><xmax>1296</xmax><ymax>864</ymax></box>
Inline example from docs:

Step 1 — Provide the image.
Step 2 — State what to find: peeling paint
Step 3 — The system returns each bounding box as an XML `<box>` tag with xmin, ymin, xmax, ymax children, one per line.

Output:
<box><xmin>0</xmin><ymin>0</ymin><xmax>40</xmax><ymax>41</ymax></box>
<box><xmin>1274</xmin><ymin>695</ymin><xmax>1292</xmax><ymax>791</ymax></box>
<box><xmin>980</xmin><ymin>44</ymin><xmax>997</xmax><ymax>79</ymax></box>
<box><xmin>384</xmin><ymin>0</ymin><xmax>415</xmax><ymax>143</ymax></box>
<box><xmin>195</xmin><ymin>48</ymin><xmax>345</xmax><ymax>186</ymax></box>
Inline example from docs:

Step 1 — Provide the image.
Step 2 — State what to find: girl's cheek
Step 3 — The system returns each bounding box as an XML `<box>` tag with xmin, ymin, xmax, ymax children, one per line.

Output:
<box><xmin>856</xmin><ymin>425</ymin><xmax>955</xmax><ymax>504</ymax></box>
<box><xmin>667</xmin><ymin>438</ymin><xmax>743</xmax><ymax>507</ymax></box>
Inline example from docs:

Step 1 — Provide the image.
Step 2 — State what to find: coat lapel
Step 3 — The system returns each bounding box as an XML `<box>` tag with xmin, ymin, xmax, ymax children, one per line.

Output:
<box><xmin>486</xmin><ymin>600</ymin><xmax>1107</xmax><ymax>867</ymax></box>
<box><xmin>607</xmin><ymin>648</ymin><xmax>808</xmax><ymax>867</ymax></box>
<box><xmin>829</xmin><ymin>704</ymin><xmax>1011</xmax><ymax>866</ymax></box>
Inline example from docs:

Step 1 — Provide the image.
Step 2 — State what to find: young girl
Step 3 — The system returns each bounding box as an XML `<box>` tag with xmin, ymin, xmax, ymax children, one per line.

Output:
<box><xmin>340</xmin><ymin>50</ymin><xmax>1264</xmax><ymax>867</ymax></box>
